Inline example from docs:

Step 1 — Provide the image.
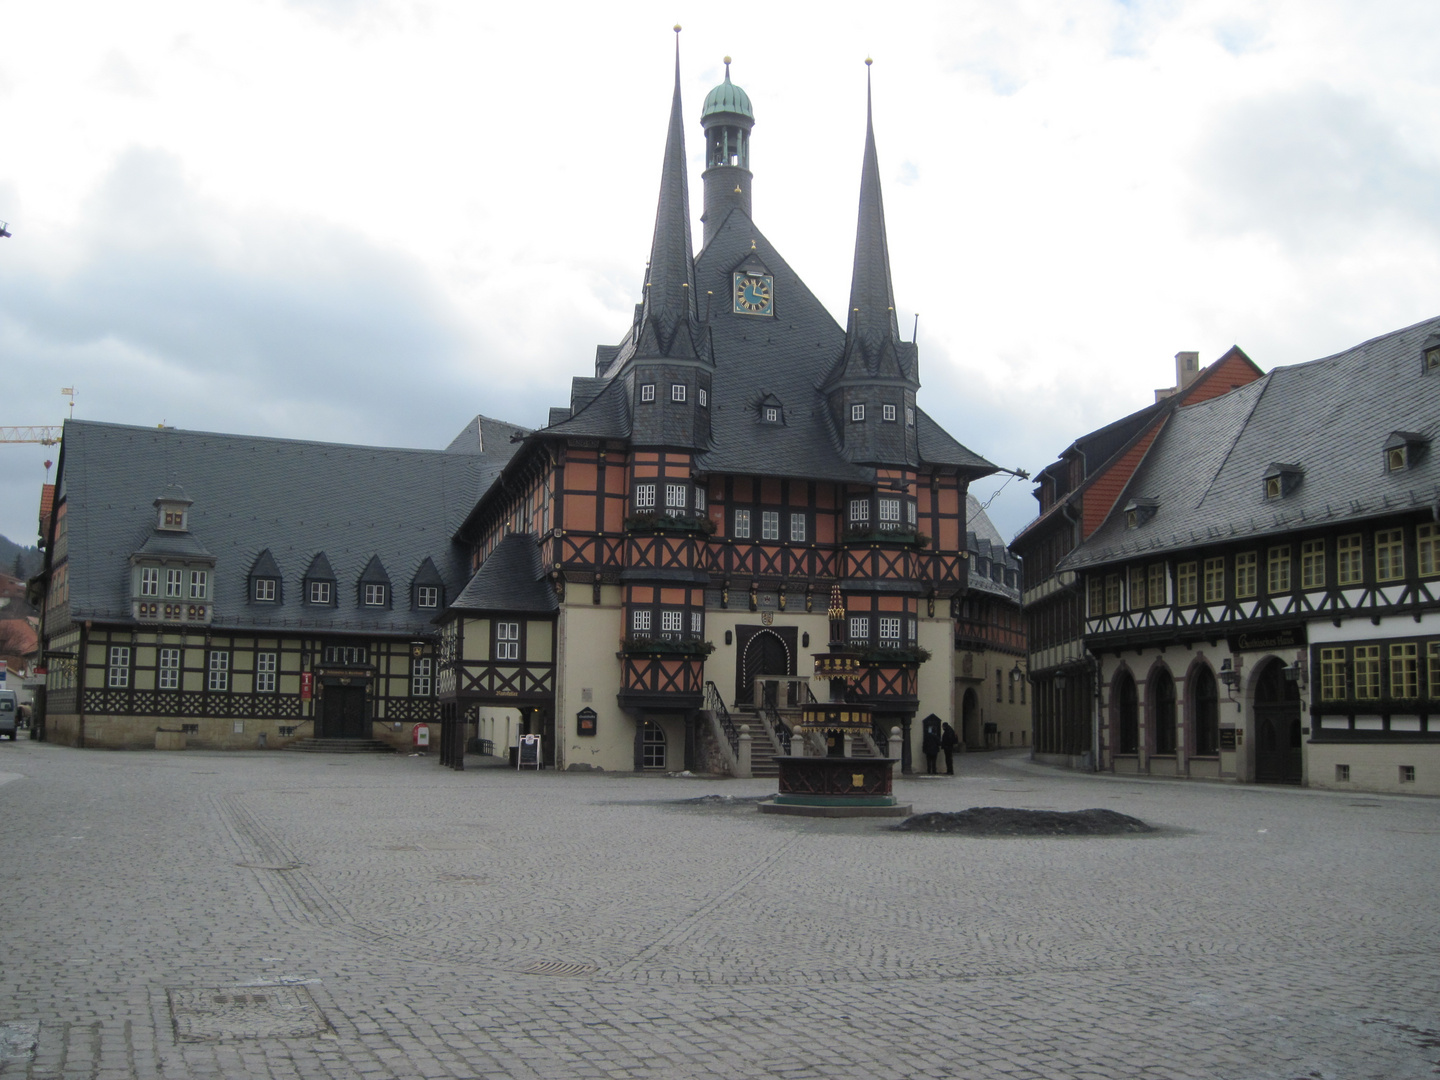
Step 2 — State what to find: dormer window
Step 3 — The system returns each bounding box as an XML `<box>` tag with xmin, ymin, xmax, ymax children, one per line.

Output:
<box><xmin>309</xmin><ymin>581</ymin><xmax>332</xmax><ymax>605</ymax></box>
<box><xmin>1263</xmin><ymin>463</ymin><xmax>1304</xmax><ymax>500</ymax></box>
<box><xmin>1422</xmin><ymin>334</ymin><xmax>1440</xmax><ymax>371</ymax></box>
<box><xmin>1123</xmin><ymin>497</ymin><xmax>1159</xmax><ymax>529</ymax></box>
<box><xmin>254</xmin><ymin>578</ymin><xmax>276</xmax><ymax>602</ymax></box>
<box><xmin>758</xmin><ymin>393</ymin><xmax>784</xmax><ymax>424</ymax></box>
<box><xmin>363</xmin><ymin>584</ymin><xmax>387</xmax><ymax>607</ymax></box>
<box><xmin>358</xmin><ymin>554</ymin><xmax>393</xmax><ymax>610</ymax></box>
<box><xmin>163</xmin><ymin>510</ymin><xmax>186</xmax><ymax>529</ymax></box>
<box><xmin>248</xmin><ymin>549</ymin><xmax>283</xmax><ymax>605</ymax></box>
<box><xmin>765</xmin><ymin>407</ymin><xmax>779</xmax><ymax>422</ymax></box>
<box><xmin>1384</xmin><ymin>431</ymin><xmax>1428</xmax><ymax>472</ymax></box>
<box><xmin>303</xmin><ymin>552</ymin><xmax>337</xmax><ymax>607</ymax></box>
<box><xmin>416</xmin><ymin>586</ymin><xmax>439</xmax><ymax>608</ymax></box>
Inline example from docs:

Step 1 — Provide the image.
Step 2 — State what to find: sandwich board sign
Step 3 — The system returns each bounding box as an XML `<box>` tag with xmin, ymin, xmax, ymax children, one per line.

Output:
<box><xmin>517</xmin><ymin>733</ymin><xmax>542</xmax><ymax>770</ymax></box>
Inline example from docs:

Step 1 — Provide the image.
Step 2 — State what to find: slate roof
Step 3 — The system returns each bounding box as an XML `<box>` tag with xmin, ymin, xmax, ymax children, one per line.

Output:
<box><xmin>1060</xmin><ymin>316</ymin><xmax>1440</xmax><ymax>571</ymax></box>
<box><xmin>55</xmin><ymin>420</ymin><xmax>505</xmax><ymax>634</ymax></box>
<box><xmin>965</xmin><ymin>494</ymin><xmax>1021</xmax><ymax>603</ymax></box>
<box><xmin>449</xmin><ymin>533</ymin><xmax>558</xmax><ymax>615</ymax></box>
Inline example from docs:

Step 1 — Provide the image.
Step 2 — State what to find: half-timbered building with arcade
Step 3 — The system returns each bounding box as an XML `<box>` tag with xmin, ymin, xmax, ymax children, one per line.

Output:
<box><xmin>1059</xmin><ymin>316</ymin><xmax>1440</xmax><ymax>795</ymax></box>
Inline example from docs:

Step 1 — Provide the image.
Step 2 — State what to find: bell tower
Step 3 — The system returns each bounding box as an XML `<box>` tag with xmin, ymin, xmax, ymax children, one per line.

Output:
<box><xmin>700</xmin><ymin>58</ymin><xmax>755</xmax><ymax>247</ymax></box>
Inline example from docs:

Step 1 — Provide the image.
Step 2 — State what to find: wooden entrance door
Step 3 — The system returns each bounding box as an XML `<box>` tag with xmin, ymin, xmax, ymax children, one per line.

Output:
<box><xmin>320</xmin><ymin>685</ymin><xmax>368</xmax><ymax>739</ymax></box>
<box><xmin>1253</xmin><ymin>658</ymin><xmax>1302</xmax><ymax>784</ymax></box>
<box><xmin>735</xmin><ymin>628</ymin><xmax>794</xmax><ymax>706</ymax></box>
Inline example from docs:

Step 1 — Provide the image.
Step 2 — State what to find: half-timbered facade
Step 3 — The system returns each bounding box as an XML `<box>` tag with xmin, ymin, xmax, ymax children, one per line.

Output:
<box><xmin>33</xmin><ymin>417</ymin><xmax>521</xmax><ymax>749</ymax></box>
<box><xmin>1011</xmin><ymin>348</ymin><xmax>1265</xmax><ymax>769</ymax></box>
<box><xmin>1061</xmin><ymin>316</ymin><xmax>1440</xmax><ymax>795</ymax></box>
<box><xmin>441</xmin><ymin>52</ymin><xmax>998</xmax><ymax>773</ymax></box>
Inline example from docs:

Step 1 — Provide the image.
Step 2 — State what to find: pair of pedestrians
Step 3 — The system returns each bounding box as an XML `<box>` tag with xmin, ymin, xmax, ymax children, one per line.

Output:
<box><xmin>922</xmin><ymin>721</ymin><xmax>961</xmax><ymax>774</ymax></box>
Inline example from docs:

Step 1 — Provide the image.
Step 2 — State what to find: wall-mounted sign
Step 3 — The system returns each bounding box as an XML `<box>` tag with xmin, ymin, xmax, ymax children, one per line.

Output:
<box><xmin>576</xmin><ymin>707</ymin><xmax>597</xmax><ymax>737</ymax></box>
<box><xmin>1219</xmin><ymin>728</ymin><xmax>1238</xmax><ymax>751</ymax></box>
<box><xmin>1229</xmin><ymin>626</ymin><xmax>1306</xmax><ymax>652</ymax></box>
<box><xmin>300</xmin><ymin>672</ymin><xmax>313</xmax><ymax>700</ymax></box>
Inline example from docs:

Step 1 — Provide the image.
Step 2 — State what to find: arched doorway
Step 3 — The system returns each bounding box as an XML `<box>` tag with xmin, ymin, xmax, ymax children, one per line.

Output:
<box><xmin>1253</xmin><ymin>657</ymin><xmax>1303</xmax><ymax>784</ymax></box>
<box><xmin>1150</xmin><ymin>669</ymin><xmax>1176</xmax><ymax>755</ymax></box>
<box><xmin>736</xmin><ymin>629</ymin><xmax>792</xmax><ymax>706</ymax></box>
<box><xmin>1192</xmin><ymin>666</ymin><xmax>1219</xmax><ymax>757</ymax></box>
<box><xmin>961</xmin><ymin>688</ymin><xmax>981</xmax><ymax>749</ymax></box>
<box><xmin>1115</xmin><ymin>671</ymin><xmax>1139</xmax><ymax>755</ymax></box>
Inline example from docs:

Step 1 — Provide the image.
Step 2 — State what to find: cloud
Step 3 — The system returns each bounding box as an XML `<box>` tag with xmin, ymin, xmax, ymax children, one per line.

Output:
<box><xmin>1189</xmin><ymin>84</ymin><xmax>1440</xmax><ymax>249</ymax></box>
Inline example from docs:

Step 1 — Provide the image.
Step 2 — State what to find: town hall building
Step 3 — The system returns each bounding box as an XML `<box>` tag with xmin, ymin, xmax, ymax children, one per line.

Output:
<box><xmin>32</xmin><ymin>43</ymin><xmax>1002</xmax><ymax>774</ymax></box>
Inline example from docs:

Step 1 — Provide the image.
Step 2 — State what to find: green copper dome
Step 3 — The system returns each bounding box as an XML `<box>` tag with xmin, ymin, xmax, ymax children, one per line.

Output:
<box><xmin>701</xmin><ymin>60</ymin><xmax>753</xmax><ymax>120</ymax></box>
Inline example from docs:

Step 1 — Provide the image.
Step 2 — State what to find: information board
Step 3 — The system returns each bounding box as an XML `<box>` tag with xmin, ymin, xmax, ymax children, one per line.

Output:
<box><xmin>517</xmin><ymin>733</ymin><xmax>542</xmax><ymax>770</ymax></box>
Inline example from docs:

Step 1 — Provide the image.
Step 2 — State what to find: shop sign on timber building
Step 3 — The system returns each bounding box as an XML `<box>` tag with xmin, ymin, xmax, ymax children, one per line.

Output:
<box><xmin>33</xmin><ymin>43</ymin><xmax>1002</xmax><ymax>770</ymax></box>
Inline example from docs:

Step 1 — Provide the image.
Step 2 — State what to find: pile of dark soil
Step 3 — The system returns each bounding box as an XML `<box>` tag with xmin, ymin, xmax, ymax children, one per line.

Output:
<box><xmin>894</xmin><ymin>807</ymin><xmax>1153</xmax><ymax>837</ymax></box>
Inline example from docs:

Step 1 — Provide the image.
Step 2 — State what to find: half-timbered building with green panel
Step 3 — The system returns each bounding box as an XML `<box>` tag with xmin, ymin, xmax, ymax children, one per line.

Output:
<box><xmin>35</xmin><ymin>417</ymin><xmax>521</xmax><ymax>749</ymax></box>
<box><xmin>1060</xmin><ymin>317</ymin><xmax>1440</xmax><ymax>795</ymax></box>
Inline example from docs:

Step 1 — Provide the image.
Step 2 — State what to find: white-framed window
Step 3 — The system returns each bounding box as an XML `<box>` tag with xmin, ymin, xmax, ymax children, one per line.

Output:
<box><xmin>140</xmin><ymin>567</ymin><xmax>159</xmax><ymax>597</ymax></box>
<box><xmin>665</xmin><ymin>483</ymin><xmax>688</xmax><ymax>511</ymax></box>
<box><xmin>790</xmin><ymin>513</ymin><xmax>806</xmax><ymax>542</ymax></box>
<box><xmin>253</xmin><ymin>578</ymin><xmax>276</xmax><ymax>602</ymax></box>
<box><xmin>734</xmin><ymin>509</ymin><xmax>751</xmax><ymax>538</ymax></box>
<box><xmin>907</xmin><ymin>617</ymin><xmax>918</xmax><ymax>641</ymax></box>
<box><xmin>691</xmin><ymin>611</ymin><xmax>703</xmax><ymax>636</ymax></box>
<box><xmin>694</xmin><ymin>486</ymin><xmax>706</xmax><ymax>513</ymax></box>
<box><xmin>108</xmin><ymin>646</ymin><xmax>131</xmax><ymax>688</ymax></box>
<box><xmin>851</xmin><ymin>403</ymin><xmax>865</xmax><ymax>422</ymax></box>
<box><xmin>632</xmin><ymin>609</ymin><xmax>651</xmax><ymax>633</ymax></box>
<box><xmin>309</xmin><ymin>580</ymin><xmax>332</xmax><ymax>605</ymax></box>
<box><xmin>882</xmin><ymin>404</ymin><xmax>897</xmax><ymax>422</ymax></box>
<box><xmin>634</xmin><ymin>483</ymin><xmax>656</xmax><ymax>510</ymax></box>
<box><xmin>165</xmin><ymin>569</ymin><xmax>184</xmax><ymax>598</ymax></box>
<box><xmin>640</xmin><ymin>383</ymin><xmax>655</xmax><ymax>402</ymax></box>
<box><xmin>671</xmin><ymin>383</ymin><xmax>687</xmax><ymax>402</ymax></box>
<box><xmin>411</xmin><ymin>657</ymin><xmax>432</xmax><ymax>697</ymax></box>
<box><xmin>495</xmin><ymin>621</ymin><xmax>520</xmax><ymax>660</ymax></box>
<box><xmin>661</xmin><ymin>609</ymin><xmax>683</xmax><ymax>635</ymax></box>
<box><xmin>207</xmin><ymin>651</ymin><xmax>229</xmax><ymax>692</ymax></box>
<box><xmin>906</xmin><ymin>501</ymin><xmax>917</xmax><ymax>526</ymax></box>
<box><xmin>256</xmin><ymin>652</ymin><xmax>277</xmax><ymax>693</ymax></box>
<box><xmin>416</xmin><ymin>585</ymin><xmax>439</xmax><ymax>608</ymax></box>
<box><xmin>158</xmin><ymin>647</ymin><xmax>180</xmax><ymax>690</ymax></box>
<box><xmin>848</xmin><ymin>616</ymin><xmax>869</xmax><ymax>643</ymax></box>
<box><xmin>698</xmin><ymin>388</ymin><xmax>707</xmax><ymax>407</ymax></box>
<box><xmin>189</xmin><ymin>570</ymin><xmax>208</xmax><ymax>600</ymax></box>
<box><xmin>764</xmin><ymin>406</ymin><xmax>779</xmax><ymax>423</ymax></box>
<box><xmin>879</xmin><ymin>498</ymin><xmax>901</xmax><ymax>523</ymax></box>
<box><xmin>323</xmin><ymin>645</ymin><xmax>367</xmax><ymax>665</ymax></box>
<box><xmin>363</xmin><ymin>584</ymin><xmax>386</xmax><ymax>606</ymax></box>
<box><xmin>642</xmin><ymin>720</ymin><xmax>666</xmax><ymax>769</ymax></box>
<box><xmin>761</xmin><ymin>511</ymin><xmax>780</xmax><ymax>540</ymax></box>
<box><xmin>879</xmin><ymin>616</ymin><xmax>901</xmax><ymax>642</ymax></box>
<box><xmin>905</xmin><ymin>406</ymin><xmax>915</xmax><ymax>427</ymax></box>
<box><xmin>849</xmin><ymin>498</ymin><xmax>870</xmax><ymax>523</ymax></box>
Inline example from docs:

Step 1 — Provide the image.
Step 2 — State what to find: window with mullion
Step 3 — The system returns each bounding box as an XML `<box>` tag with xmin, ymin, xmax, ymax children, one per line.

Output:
<box><xmin>108</xmin><ymin>646</ymin><xmax>131</xmax><ymax>689</ymax></box>
<box><xmin>1375</xmin><ymin>528</ymin><xmax>1405</xmax><ymax>582</ymax></box>
<box><xmin>158</xmin><ymin>647</ymin><xmax>180</xmax><ymax>691</ymax></box>
<box><xmin>1337</xmin><ymin>534</ymin><xmax>1363</xmax><ymax>585</ymax></box>
<box><xmin>1319</xmin><ymin>647</ymin><xmax>1346</xmax><ymax>701</ymax></box>
<box><xmin>1203</xmin><ymin>557</ymin><xmax>1225</xmax><ymax>603</ymax></box>
<box><xmin>1235</xmin><ymin>552</ymin><xmax>1257</xmax><ymax>598</ymax></box>
<box><xmin>1147</xmin><ymin>563</ymin><xmax>1167</xmax><ymax>607</ymax></box>
<box><xmin>761</xmin><ymin>511</ymin><xmax>780</xmax><ymax>540</ymax></box>
<box><xmin>1301</xmin><ymin>539</ymin><xmax>1325</xmax><ymax>588</ymax></box>
<box><xmin>1267</xmin><ymin>546</ymin><xmax>1291</xmax><ymax>594</ymax></box>
<box><xmin>140</xmin><ymin>567</ymin><xmax>159</xmax><ymax>597</ymax></box>
<box><xmin>1128</xmin><ymin>566</ymin><xmax>1146</xmax><ymax>610</ymax></box>
<box><xmin>256</xmin><ymin>652</ymin><xmax>277</xmax><ymax>693</ymax></box>
<box><xmin>495</xmin><ymin>621</ymin><xmax>520</xmax><ymax>660</ymax></box>
<box><xmin>207</xmin><ymin>651</ymin><xmax>229</xmax><ymax>692</ymax></box>
<box><xmin>1390</xmin><ymin>642</ymin><xmax>1419</xmax><ymax>698</ymax></box>
<box><xmin>1353</xmin><ymin>645</ymin><xmax>1380</xmax><ymax>699</ymax></box>
<box><xmin>848</xmin><ymin>616</ymin><xmax>870</xmax><ymax>644</ymax></box>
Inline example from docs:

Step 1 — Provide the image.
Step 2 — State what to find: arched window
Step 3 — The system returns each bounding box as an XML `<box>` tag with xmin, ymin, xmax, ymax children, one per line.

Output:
<box><xmin>1192</xmin><ymin>666</ymin><xmax>1219</xmax><ymax>756</ymax></box>
<box><xmin>1152</xmin><ymin>669</ymin><xmax>1177</xmax><ymax>754</ymax></box>
<box><xmin>641</xmin><ymin>721</ymin><xmax>666</xmax><ymax>769</ymax></box>
<box><xmin>1116</xmin><ymin>672</ymin><xmax>1139</xmax><ymax>754</ymax></box>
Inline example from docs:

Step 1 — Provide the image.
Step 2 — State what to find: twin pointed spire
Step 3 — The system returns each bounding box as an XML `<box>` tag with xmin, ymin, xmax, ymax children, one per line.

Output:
<box><xmin>833</xmin><ymin>59</ymin><xmax>917</xmax><ymax>387</ymax></box>
<box><xmin>633</xmin><ymin>26</ymin><xmax>710</xmax><ymax>364</ymax></box>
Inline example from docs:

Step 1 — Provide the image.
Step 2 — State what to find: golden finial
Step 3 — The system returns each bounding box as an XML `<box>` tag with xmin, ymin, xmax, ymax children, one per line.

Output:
<box><xmin>734</xmin><ymin>184</ymin><xmax>742</xmax><ymax>193</ymax></box>
<box><xmin>865</xmin><ymin>57</ymin><xmax>873</xmax><ymax>66</ymax></box>
<box><xmin>750</xmin><ymin>239</ymin><xmax>757</xmax><ymax>250</ymax></box>
<box><xmin>724</xmin><ymin>55</ymin><xmax>732</xmax><ymax>64</ymax></box>
<box><xmin>675</xmin><ymin>24</ymin><xmax>682</xmax><ymax>32</ymax></box>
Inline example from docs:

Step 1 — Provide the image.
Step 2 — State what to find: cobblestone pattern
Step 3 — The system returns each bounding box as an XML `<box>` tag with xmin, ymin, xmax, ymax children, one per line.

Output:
<box><xmin>1</xmin><ymin>742</ymin><xmax>1438</xmax><ymax>1079</ymax></box>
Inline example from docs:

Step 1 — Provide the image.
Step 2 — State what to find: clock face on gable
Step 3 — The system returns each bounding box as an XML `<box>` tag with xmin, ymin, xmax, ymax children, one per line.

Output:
<box><xmin>732</xmin><ymin>272</ymin><xmax>774</xmax><ymax>316</ymax></box>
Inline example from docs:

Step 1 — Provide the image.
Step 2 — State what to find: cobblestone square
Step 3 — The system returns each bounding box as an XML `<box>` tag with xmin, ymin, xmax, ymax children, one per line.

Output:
<box><xmin>0</xmin><ymin>744</ymin><xmax>1437</xmax><ymax>1079</ymax></box>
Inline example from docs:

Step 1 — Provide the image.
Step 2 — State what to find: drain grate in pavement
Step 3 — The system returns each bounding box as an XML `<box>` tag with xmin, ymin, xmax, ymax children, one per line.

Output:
<box><xmin>0</xmin><ymin>1022</ymin><xmax>39</xmax><ymax>1063</ymax></box>
<box><xmin>518</xmin><ymin>960</ymin><xmax>598</xmax><ymax>977</ymax></box>
<box><xmin>167</xmin><ymin>986</ymin><xmax>330</xmax><ymax>1042</ymax></box>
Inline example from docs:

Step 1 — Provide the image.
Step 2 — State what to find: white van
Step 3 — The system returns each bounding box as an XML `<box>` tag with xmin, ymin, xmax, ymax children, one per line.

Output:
<box><xmin>0</xmin><ymin>690</ymin><xmax>16</xmax><ymax>740</ymax></box>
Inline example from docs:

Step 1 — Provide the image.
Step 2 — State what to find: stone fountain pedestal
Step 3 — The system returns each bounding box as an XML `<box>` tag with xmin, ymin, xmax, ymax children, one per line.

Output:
<box><xmin>758</xmin><ymin>755</ymin><xmax>912</xmax><ymax>818</ymax></box>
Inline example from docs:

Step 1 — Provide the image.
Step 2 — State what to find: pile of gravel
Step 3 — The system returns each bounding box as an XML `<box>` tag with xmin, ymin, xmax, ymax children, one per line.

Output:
<box><xmin>894</xmin><ymin>807</ymin><xmax>1152</xmax><ymax>836</ymax></box>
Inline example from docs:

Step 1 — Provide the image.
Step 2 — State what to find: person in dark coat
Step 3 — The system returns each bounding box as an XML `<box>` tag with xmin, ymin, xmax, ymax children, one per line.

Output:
<box><xmin>940</xmin><ymin>722</ymin><xmax>960</xmax><ymax>775</ymax></box>
<box><xmin>921</xmin><ymin>725</ymin><xmax>941</xmax><ymax>775</ymax></box>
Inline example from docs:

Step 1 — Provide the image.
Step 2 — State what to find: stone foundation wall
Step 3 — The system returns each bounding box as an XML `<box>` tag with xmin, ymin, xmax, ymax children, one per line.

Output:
<box><xmin>41</xmin><ymin>712</ymin><xmax>427</xmax><ymax>752</ymax></box>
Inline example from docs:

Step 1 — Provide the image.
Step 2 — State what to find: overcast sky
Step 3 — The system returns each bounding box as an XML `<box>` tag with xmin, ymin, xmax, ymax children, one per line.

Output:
<box><xmin>2</xmin><ymin>0</ymin><xmax>1438</xmax><ymax>551</ymax></box>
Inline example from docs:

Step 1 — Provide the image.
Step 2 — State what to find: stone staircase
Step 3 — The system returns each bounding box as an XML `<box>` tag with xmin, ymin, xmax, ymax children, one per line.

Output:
<box><xmin>283</xmin><ymin>737</ymin><xmax>396</xmax><ymax>754</ymax></box>
<box><xmin>731</xmin><ymin>707</ymin><xmax>784</xmax><ymax>778</ymax></box>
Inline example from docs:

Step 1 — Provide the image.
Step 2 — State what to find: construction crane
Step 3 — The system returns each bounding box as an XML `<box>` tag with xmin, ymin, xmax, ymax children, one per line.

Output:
<box><xmin>1</xmin><ymin>389</ymin><xmax>74</xmax><ymax>446</ymax></box>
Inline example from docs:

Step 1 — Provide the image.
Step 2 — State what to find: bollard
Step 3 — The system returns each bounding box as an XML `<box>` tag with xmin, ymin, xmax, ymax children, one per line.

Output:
<box><xmin>843</xmin><ymin>733</ymin><xmax>853</xmax><ymax>758</ymax></box>
<box><xmin>790</xmin><ymin>730</ymin><xmax>805</xmax><ymax>757</ymax></box>
<box><xmin>737</xmin><ymin>723</ymin><xmax>753</xmax><ymax>779</ymax></box>
<box><xmin>890</xmin><ymin>726</ymin><xmax>903</xmax><ymax>778</ymax></box>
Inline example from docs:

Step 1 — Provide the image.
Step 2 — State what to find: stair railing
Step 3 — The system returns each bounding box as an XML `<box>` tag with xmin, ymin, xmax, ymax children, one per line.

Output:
<box><xmin>704</xmin><ymin>681</ymin><xmax>741</xmax><ymax>755</ymax></box>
